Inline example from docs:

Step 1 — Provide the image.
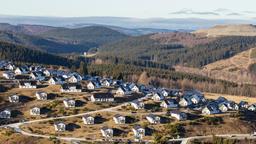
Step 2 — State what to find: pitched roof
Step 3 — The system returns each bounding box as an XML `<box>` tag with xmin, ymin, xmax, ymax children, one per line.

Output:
<box><xmin>19</xmin><ymin>81</ymin><xmax>37</xmax><ymax>86</ymax></box>
<box><xmin>92</xmin><ymin>93</ymin><xmax>114</xmax><ymax>99</ymax></box>
<box><xmin>61</xmin><ymin>83</ymin><xmax>82</xmax><ymax>89</ymax></box>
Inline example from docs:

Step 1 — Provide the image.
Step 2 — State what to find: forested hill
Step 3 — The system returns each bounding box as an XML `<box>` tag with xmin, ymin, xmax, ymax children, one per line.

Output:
<box><xmin>0</xmin><ymin>30</ymin><xmax>89</xmax><ymax>53</ymax></box>
<box><xmin>97</xmin><ymin>33</ymin><xmax>256</xmax><ymax>68</ymax></box>
<box><xmin>0</xmin><ymin>23</ymin><xmax>56</xmax><ymax>35</ymax></box>
<box><xmin>39</xmin><ymin>26</ymin><xmax>129</xmax><ymax>46</ymax></box>
<box><xmin>0</xmin><ymin>41</ymin><xmax>77</xmax><ymax>67</ymax></box>
<box><xmin>0</xmin><ymin>24</ymin><xmax>129</xmax><ymax>54</ymax></box>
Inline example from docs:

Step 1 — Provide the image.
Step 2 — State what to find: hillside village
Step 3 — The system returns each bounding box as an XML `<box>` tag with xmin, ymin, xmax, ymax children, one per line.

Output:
<box><xmin>0</xmin><ymin>60</ymin><xmax>256</xmax><ymax>142</ymax></box>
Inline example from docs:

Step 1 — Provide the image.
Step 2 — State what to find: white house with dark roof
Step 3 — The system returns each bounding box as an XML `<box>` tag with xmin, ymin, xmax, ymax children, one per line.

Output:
<box><xmin>132</xmin><ymin>125</ymin><xmax>145</xmax><ymax>141</ymax></box>
<box><xmin>116</xmin><ymin>86</ymin><xmax>131</xmax><ymax>96</ymax></box>
<box><xmin>128</xmin><ymin>83</ymin><xmax>140</xmax><ymax>93</ymax></box>
<box><xmin>0</xmin><ymin>109</ymin><xmax>11</xmax><ymax>119</ymax></box>
<box><xmin>248</xmin><ymin>104</ymin><xmax>256</xmax><ymax>111</ymax></box>
<box><xmin>87</xmin><ymin>81</ymin><xmax>100</xmax><ymax>90</ymax></box>
<box><xmin>101</xmin><ymin>79</ymin><xmax>112</xmax><ymax>87</ymax></box>
<box><xmin>54</xmin><ymin>122</ymin><xmax>66</xmax><ymax>132</ymax></box>
<box><xmin>191</xmin><ymin>94</ymin><xmax>206</xmax><ymax>104</ymax></box>
<box><xmin>130</xmin><ymin>101</ymin><xmax>144</xmax><ymax>110</ymax></box>
<box><xmin>43</xmin><ymin>69</ymin><xmax>51</xmax><ymax>77</ymax></box>
<box><xmin>170</xmin><ymin>111</ymin><xmax>187</xmax><ymax>121</ymax></box>
<box><xmin>29</xmin><ymin>65</ymin><xmax>42</xmax><ymax>72</ymax></box>
<box><xmin>82</xmin><ymin>115</ymin><xmax>94</xmax><ymax>125</ymax></box>
<box><xmin>5</xmin><ymin>63</ymin><xmax>15</xmax><ymax>71</ymax></box>
<box><xmin>146</xmin><ymin>114</ymin><xmax>161</xmax><ymax>124</ymax></box>
<box><xmin>14</xmin><ymin>67</ymin><xmax>28</xmax><ymax>75</ymax></box>
<box><xmin>202</xmin><ymin>103</ymin><xmax>221</xmax><ymax>115</ymax></box>
<box><xmin>179</xmin><ymin>97</ymin><xmax>192</xmax><ymax>107</ymax></box>
<box><xmin>158</xmin><ymin>88</ymin><xmax>169</xmax><ymax>97</ymax></box>
<box><xmin>35</xmin><ymin>91</ymin><xmax>48</xmax><ymax>100</ymax></box>
<box><xmin>30</xmin><ymin>107</ymin><xmax>41</xmax><ymax>116</ymax></box>
<box><xmin>63</xmin><ymin>99</ymin><xmax>76</xmax><ymax>108</ymax></box>
<box><xmin>239</xmin><ymin>101</ymin><xmax>249</xmax><ymax>109</ymax></box>
<box><xmin>160</xmin><ymin>99</ymin><xmax>178</xmax><ymax>108</ymax></box>
<box><xmin>9</xmin><ymin>94</ymin><xmax>19</xmax><ymax>103</ymax></box>
<box><xmin>30</xmin><ymin>71</ymin><xmax>45</xmax><ymax>81</ymax></box>
<box><xmin>60</xmin><ymin>83</ymin><xmax>82</xmax><ymax>93</ymax></box>
<box><xmin>113</xmin><ymin>114</ymin><xmax>126</xmax><ymax>124</ymax></box>
<box><xmin>101</xmin><ymin>127</ymin><xmax>113</xmax><ymax>138</ymax></box>
<box><xmin>227</xmin><ymin>101</ymin><xmax>239</xmax><ymax>111</ymax></box>
<box><xmin>19</xmin><ymin>81</ymin><xmax>37</xmax><ymax>89</ymax></box>
<box><xmin>90</xmin><ymin>93</ymin><xmax>114</xmax><ymax>102</ymax></box>
<box><xmin>2</xmin><ymin>71</ymin><xmax>15</xmax><ymax>79</ymax></box>
<box><xmin>152</xmin><ymin>92</ymin><xmax>164</xmax><ymax>101</ymax></box>
<box><xmin>48</xmin><ymin>77</ymin><xmax>64</xmax><ymax>85</ymax></box>
<box><xmin>218</xmin><ymin>103</ymin><xmax>228</xmax><ymax>113</ymax></box>
<box><xmin>68</xmin><ymin>75</ymin><xmax>81</xmax><ymax>83</ymax></box>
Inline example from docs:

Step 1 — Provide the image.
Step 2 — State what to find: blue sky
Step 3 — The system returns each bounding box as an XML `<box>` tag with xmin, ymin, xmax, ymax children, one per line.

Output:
<box><xmin>0</xmin><ymin>0</ymin><xmax>256</xmax><ymax>19</ymax></box>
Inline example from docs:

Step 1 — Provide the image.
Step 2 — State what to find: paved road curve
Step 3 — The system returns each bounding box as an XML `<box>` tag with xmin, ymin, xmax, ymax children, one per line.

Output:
<box><xmin>1</xmin><ymin>94</ymin><xmax>256</xmax><ymax>143</ymax></box>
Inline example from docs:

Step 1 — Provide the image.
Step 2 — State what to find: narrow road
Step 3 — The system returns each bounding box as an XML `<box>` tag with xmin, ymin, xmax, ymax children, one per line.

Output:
<box><xmin>1</xmin><ymin>94</ymin><xmax>256</xmax><ymax>143</ymax></box>
<box><xmin>0</xmin><ymin>95</ymin><xmax>149</xmax><ymax>142</ymax></box>
<box><xmin>180</xmin><ymin>134</ymin><xmax>256</xmax><ymax>144</ymax></box>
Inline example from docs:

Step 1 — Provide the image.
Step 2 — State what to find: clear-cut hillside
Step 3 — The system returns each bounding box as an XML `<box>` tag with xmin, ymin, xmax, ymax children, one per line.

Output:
<box><xmin>193</xmin><ymin>24</ymin><xmax>256</xmax><ymax>37</ymax></box>
<box><xmin>175</xmin><ymin>48</ymin><xmax>256</xmax><ymax>84</ymax></box>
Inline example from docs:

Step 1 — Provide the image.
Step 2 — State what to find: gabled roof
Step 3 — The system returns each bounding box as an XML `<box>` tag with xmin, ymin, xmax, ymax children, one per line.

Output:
<box><xmin>163</xmin><ymin>99</ymin><xmax>178</xmax><ymax>105</ymax></box>
<box><xmin>31</xmin><ymin>71</ymin><xmax>44</xmax><ymax>77</ymax></box>
<box><xmin>61</xmin><ymin>83</ymin><xmax>82</xmax><ymax>89</ymax></box>
<box><xmin>147</xmin><ymin>114</ymin><xmax>160</xmax><ymax>120</ymax></box>
<box><xmin>92</xmin><ymin>93</ymin><xmax>114</xmax><ymax>99</ymax></box>
<box><xmin>88</xmin><ymin>80</ymin><xmax>101</xmax><ymax>87</ymax></box>
<box><xmin>239</xmin><ymin>101</ymin><xmax>248</xmax><ymax>105</ymax></box>
<box><xmin>216</xmin><ymin>96</ymin><xmax>228</xmax><ymax>103</ymax></box>
<box><xmin>118</xmin><ymin>85</ymin><xmax>129</xmax><ymax>92</ymax></box>
<box><xmin>133</xmin><ymin>125</ymin><xmax>144</xmax><ymax>130</ymax></box>
<box><xmin>101</xmin><ymin>126</ymin><xmax>112</xmax><ymax>131</ymax></box>
<box><xmin>114</xmin><ymin>114</ymin><xmax>125</xmax><ymax>118</ymax></box>
<box><xmin>83</xmin><ymin>114</ymin><xmax>94</xmax><ymax>119</ymax></box>
<box><xmin>205</xmin><ymin>102</ymin><xmax>219</xmax><ymax>112</ymax></box>
<box><xmin>54</xmin><ymin>121</ymin><xmax>65</xmax><ymax>125</ymax></box>
<box><xmin>19</xmin><ymin>81</ymin><xmax>37</xmax><ymax>86</ymax></box>
<box><xmin>170</xmin><ymin>110</ymin><xmax>182</xmax><ymax>115</ymax></box>
<box><xmin>128</xmin><ymin>83</ymin><xmax>138</xmax><ymax>89</ymax></box>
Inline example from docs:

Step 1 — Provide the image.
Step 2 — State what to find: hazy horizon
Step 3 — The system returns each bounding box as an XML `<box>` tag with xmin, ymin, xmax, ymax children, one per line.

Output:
<box><xmin>0</xmin><ymin>0</ymin><xmax>256</xmax><ymax>20</ymax></box>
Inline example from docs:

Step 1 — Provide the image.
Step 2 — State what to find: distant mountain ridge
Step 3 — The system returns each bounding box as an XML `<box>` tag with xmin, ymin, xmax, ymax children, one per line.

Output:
<box><xmin>1</xmin><ymin>15</ymin><xmax>255</xmax><ymax>30</ymax></box>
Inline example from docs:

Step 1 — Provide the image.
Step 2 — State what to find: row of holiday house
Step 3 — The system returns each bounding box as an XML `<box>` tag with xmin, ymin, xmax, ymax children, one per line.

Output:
<box><xmin>54</xmin><ymin>120</ymin><xmax>146</xmax><ymax>141</ymax></box>
<box><xmin>5</xmin><ymin>89</ymin><xmax>256</xmax><ymax>121</ymax></box>
<box><xmin>53</xmin><ymin>111</ymin><xmax>186</xmax><ymax>141</ymax></box>
<box><xmin>2</xmin><ymin>61</ymin><xmax>256</xmax><ymax>117</ymax></box>
<box><xmin>4</xmin><ymin>86</ymin><xmax>256</xmax><ymax>118</ymax></box>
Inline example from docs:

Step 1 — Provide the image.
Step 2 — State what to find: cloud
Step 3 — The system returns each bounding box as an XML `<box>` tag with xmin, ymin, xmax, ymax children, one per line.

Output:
<box><xmin>192</xmin><ymin>12</ymin><xmax>219</xmax><ymax>15</ymax></box>
<box><xmin>227</xmin><ymin>12</ymin><xmax>243</xmax><ymax>16</ymax></box>
<box><xmin>213</xmin><ymin>8</ymin><xmax>230</xmax><ymax>13</ymax></box>
<box><xmin>243</xmin><ymin>11</ymin><xmax>256</xmax><ymax>14</ymax></box>
<box><xmin>169</xmin><ymin>8</ymin><xmax>256</xmax><ymax>19</ymax></box>
<box><xmin>170</xmin><ymin>9</ymin><xmax>219</xmax><ymax>16</ymax></box>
